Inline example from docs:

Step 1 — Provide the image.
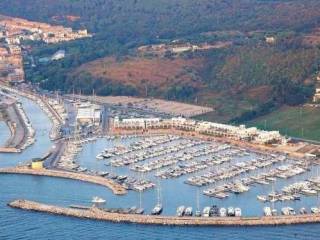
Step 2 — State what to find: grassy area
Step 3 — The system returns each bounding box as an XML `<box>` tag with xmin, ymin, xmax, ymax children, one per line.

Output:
<box><xmin>195</xmin><ymin>94</ymin><xmax>258</xmax><ymax>123</ymax></box>
<box><xmin>247</xmin><ymin>106</ymin><xmax>320</xmax><ymax>141</ymax></box>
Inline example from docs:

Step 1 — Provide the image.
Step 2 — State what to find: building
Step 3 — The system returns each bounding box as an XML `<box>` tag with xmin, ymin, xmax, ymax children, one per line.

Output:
<box><xmin>51</xmin><ymin>50</ymin><xmax>65</xmax><ymax>61</ymax></box>
<box><xmin>76</xmin><ymin>103</ymin><xmax>101</xmax><ymax>126</ymax></box>
<box><xmin>313</xmin><ymin>88</ymin><xmax>320</xmax><ymax>103</ymax></box>
<box><xmin>31</xmin><ymin>158</ymin><xmax>44</xmax><ymax>170</ymax></box>
<box><xmin>7</xmin><ymin>69</ymin><xmax>25</xmax><ymax>83</ymax></box>
<box><xmin>113</xmin><ymin>117</ymin><xmax>286</xmax><ymax>145</ymax></box>
<box><xmin>254</xmin><ymin>130</ymin><xmax>284</xmax><ymax>144</ymax></box>
<box><xmin>265</xmin><ymin>36</ymin><xmax>276</xmax><ymax>44</ymax></box>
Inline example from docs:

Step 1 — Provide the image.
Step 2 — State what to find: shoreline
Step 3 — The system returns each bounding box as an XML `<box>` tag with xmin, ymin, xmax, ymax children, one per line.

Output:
<box><xmin>0</xmin><ymin>167</ymin><xmax>127</xmax><ymax>195</ymax></box>
<box><xmin>8</xmin><ymin>199</ymin><xmax>320</xmax><ymax>226</ymax></box>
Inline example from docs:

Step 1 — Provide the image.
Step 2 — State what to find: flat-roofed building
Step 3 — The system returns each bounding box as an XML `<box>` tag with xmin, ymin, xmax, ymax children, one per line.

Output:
<box><xmin>76</xmin><ymin>103</ymin><xmax>101</xmax><ymax>126</ymax></box>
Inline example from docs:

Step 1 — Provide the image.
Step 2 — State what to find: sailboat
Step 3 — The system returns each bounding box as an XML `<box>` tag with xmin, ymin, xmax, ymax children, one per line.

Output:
<box><xmin>195</xmin><ymin>188</ymin><xmax>201</xmax><ymax>217</ymax></box>
<box><xmin>136</xmin><ymin>172</ymin><xmax>144</xmax><ymax>214</ymax></box>
<box><xmin>151</xmin><ymin>178</ymin><xmax>163</xmax><ymax>215</ymax></box>
<box><xmin>270</xmin><ymin>181</ymin><xmax>277</xmax><ymax>216</ymax></box>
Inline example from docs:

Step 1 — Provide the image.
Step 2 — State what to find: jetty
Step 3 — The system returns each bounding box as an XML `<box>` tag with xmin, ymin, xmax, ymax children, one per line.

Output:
<box><xmin>0</xmin><ymin>100</ymin><xmax>34</xmax><ymax>153</ymax></box>
<box><xmin>9</xmin><ymin>199</ymin><xmax>320</xmax><ymax>226</ymax></box>
<box><xmin>0</xmin><ymin>167</ymin><xmax>127</xmax><ymax>195</ymax></box>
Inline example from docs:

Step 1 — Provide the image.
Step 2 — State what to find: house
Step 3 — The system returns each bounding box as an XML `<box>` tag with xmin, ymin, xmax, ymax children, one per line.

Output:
<box><xmin>265</xmin><ymin>36</ymin><xmax>276</xmax><ymax>44</ymax></box>
<box><xmin>51</xmin><ymin>50</ymin><xmax>65</xmax><ymax>61</ymax></box>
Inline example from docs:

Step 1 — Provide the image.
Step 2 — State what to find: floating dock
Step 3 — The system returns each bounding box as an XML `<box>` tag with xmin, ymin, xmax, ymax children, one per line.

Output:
<box><xmin>8</xmin><ymin>199</ymin><xmax>320</xmax><ymax>226</ymax></box>
<box><xmin>0</xmin><ymin>167</ymin><xmax>127</xmax><ymax>195</ymax></box>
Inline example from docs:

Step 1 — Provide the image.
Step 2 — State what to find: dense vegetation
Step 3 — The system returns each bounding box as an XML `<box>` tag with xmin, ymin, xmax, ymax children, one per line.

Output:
<box><xmin>3</xmin><ymin>0</ymin><xmax>320</xmax><ymax>122</ymax></box>
<box><xmin>2</xmin><ymin>0</ymin><xmax>320</xmax><ymax>39</ymax></box>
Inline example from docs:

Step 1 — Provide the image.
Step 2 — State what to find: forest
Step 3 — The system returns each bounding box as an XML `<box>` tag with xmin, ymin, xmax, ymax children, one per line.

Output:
<box><xmin>2</xmin><ymin>0</ymin><xmax>320</xmax><ymax>121</ymax></box>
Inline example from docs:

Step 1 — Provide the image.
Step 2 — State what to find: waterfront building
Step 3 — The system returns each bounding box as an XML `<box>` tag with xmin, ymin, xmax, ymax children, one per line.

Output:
<box><xmin>31</xmin><ymin>158</ymin><xmax>44</xmax><ymax>170</ymax></box>
<box><xmin>76</xmin><ymin>103</ymin><xmax>101</xmax><ymax>126</ymax></box>
<box><xmin>113</xmin><ymin>116</ymin><xmax>286</xmax><ymax>145</ymax></box>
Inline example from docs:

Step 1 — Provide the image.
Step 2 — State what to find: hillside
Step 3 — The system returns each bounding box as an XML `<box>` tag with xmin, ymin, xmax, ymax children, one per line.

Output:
<box><xmin>1</xmin><ymin>0</ymin><xmax>320</xmax><ymax>40</ymax></box>
<box><xmin>71</xmin><ymin>56</ymin><xmax>204</xmax><ymax>98</ymax></box>
<box><xmin>2</xmin><ymin>0</ymin><xmax>320</xmax><ymax>123</ymax></box>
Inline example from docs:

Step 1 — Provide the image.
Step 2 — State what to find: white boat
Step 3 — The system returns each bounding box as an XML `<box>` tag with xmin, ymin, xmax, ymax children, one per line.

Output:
<box><xmin>203</xmin><ymin>207</ymin><xmax>211</xmax><ymax>217</ymax></box>
<box><xmin>235</xmin><ymin>208</ymin><xmax>242</xmax><ymax>217</ymax></box>
<box><xmin>271</xmin><ymin>209</ymin><xmax>278</xmax><ymax>216</ymax></box>
<box><xmin>257</xmin><ymin>195</ymin><xmax>268</xmax><ymax>202</ymax></box>
<box><xmin>92</xmin><ymin>196</ymin><xmax>106</xmax><ymax>204</ymax></box>
<box><xmin>299</xmin><ymin>208</ymin><xmax>307</xmax><ymax>214</ymax></box>
<box><xmin>151</xmin><ymin>204</ymin><xmax>163</xmax><ymax>215</ymax></box>
<box><xmin>185</xmin><ymin>207</ymin><xmax>193</xmax><ymax>216</ymax></box>
<box><xmin>227</xmin><ymin>207</ymin><xmax>235</xmax><ymax>216</ymax></box>
<box><xmin>176</xmin><ymin>206</ymin><xmax>186</xmax><ymax>217</ymax></box>
<box><xmin>263</xmin><ymin>207</ymin><xmax>272</xmax><ymax>216</ymax></box>
<box><xmin>219</xmin><ymin>208</ymin><xmax>227</xmax><ymax>217</ymax></box>
<box><xmin>311</xmin><ymin>207</ymin><xmax>319</xmax><ymax>214</ymax></box>
<box><xmin>301</xmin><ymin>189</ymin><xmax>317</xmax><ymax>196</ymax></box>
<box><xmin>281</xmin><ymin>207</ymin><xmax>295</xmax><ymax>216</ymax></box>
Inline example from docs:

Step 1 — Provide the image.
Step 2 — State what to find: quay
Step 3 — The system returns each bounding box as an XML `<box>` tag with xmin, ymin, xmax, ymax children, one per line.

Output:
<box><xmin>0</xmin><ymin>167</ymin><xmax>127</xmax><ymax>195</ymax></box>
<box><xmin>8</xmin><ymin>199</ymin><xmax>320</xmax><ymax>226</ymax></box>
<box><xmin>0</xmin><ymin>100</ymin><xmax>29</xmax><ymax>152</ymax></box>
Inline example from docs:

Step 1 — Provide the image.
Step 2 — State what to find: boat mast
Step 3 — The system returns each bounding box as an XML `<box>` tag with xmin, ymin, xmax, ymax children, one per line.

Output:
<box><xmin>271</xmin><ymin>181</ymin><xmax>275</xmax><ymax>210</ymax></box>
<box><xmin>139</xmin><ymin>189</ymin><xmax>142</xmax><ymax>209</ymax></box>
<box><xmin>196</xmin><ymin>188</ymin><xmax>200</xmax><ymax>212</ymax></box>
<box><xmin>317</xmin><ymin>166</ymin><xmax>319</xmax><ymax>207</ymax></box>
<box><xmin>157</xmin><ymin>177</ymin><xmax>161</xmax><ymax>205</ymax></box>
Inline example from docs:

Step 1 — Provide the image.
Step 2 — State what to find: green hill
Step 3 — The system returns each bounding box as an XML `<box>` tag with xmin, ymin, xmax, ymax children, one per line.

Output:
<box><xmin>2</xmin><ymin>0</ymin><xmax>320</xmax><ymax>123</ymax></box>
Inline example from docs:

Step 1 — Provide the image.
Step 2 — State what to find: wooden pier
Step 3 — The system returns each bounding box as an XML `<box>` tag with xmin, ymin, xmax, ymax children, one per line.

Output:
<box><xmin>0</xmin><ymin>167</ymin><xmax>127</xmax><ymax>195</ymax></box>
<box><xmin>8</xmin><ymin>199</ymin><xmax>320</xmax><ymax>226</ymax></box>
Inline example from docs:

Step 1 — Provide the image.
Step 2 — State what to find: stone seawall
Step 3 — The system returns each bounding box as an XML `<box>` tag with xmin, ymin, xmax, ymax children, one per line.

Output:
<box><xmin>0</xmin><ymin>167</ymin><xmax>127</xmax><ymax>195</ymax></box>
<box><xmin>9</xmin><ymin>199</ymin><xmax>320</xmax><ymax>226</ymax></box>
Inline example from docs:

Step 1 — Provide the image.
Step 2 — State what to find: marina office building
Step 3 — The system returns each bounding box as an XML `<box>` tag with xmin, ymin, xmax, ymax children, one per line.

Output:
<box><xmin>76</xmin><ymin>103</ymin><xmax>101</xmax><ymax>127</ymax></box>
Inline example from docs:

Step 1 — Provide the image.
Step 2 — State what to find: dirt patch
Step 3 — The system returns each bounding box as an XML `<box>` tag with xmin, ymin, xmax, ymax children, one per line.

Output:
<box><xmin>73</xmin><ymin>56</ymin><xmax>205</xmax><ymax>95</ymax></box>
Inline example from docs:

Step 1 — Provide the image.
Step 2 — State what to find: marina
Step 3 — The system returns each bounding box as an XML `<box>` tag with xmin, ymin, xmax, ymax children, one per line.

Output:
<box><xmin>1</xmin><ymin>85</ymin><xmax>320</xmax><ymax>228</ymax></box>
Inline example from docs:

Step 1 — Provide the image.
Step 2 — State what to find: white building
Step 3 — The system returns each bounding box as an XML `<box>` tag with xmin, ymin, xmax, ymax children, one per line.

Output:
<box><xmin>113</xmin><ymin>116</ymin><xmax>286</xmax><ymax>145</ymax></box>
<box><xmin>254</xmin><ymin>130</ymin><xmax>283</xmax><ymax>144</ymax></box>
<box><xmin>76</xmin><ymin>103</ymin><xmax>101</xmax><ymax>126</ymax></box>
<box><xmin>51</xmin><ymin>50</ymin><xmax>65</xmax><ymax>61</ymax></box>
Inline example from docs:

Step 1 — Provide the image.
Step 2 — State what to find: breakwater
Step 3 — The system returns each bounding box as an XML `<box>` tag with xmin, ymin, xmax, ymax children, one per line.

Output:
<box><xmin>8</xmin><ymin>199</ymin><xmax>320</xmax><ymax>226</ymax></box>
<box><xmin>0</xmin><ymin>167</ymin><xmax>126</xmax><ymax>195</ymax></box>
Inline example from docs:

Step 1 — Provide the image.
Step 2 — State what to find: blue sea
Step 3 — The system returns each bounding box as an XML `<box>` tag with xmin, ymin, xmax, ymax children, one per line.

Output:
<box><xmin>0</xmin><ymin>97</ymin><xmax>319</xmax><ymax>240</ymax></box>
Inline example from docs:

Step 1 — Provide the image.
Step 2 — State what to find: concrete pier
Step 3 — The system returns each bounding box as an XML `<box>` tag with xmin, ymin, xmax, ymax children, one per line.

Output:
<box><xmin>8</xmin><ymin>199</ymin><xmax>320</xmax><ymax>226</ymax></box>
<box><xmin>0</xmin><ymin>167</ymin><xmax>127</xmax><ymax>195</ymax></box>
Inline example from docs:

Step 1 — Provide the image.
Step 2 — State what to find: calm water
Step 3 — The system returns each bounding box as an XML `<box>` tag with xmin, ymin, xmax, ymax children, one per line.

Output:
<box><xmin>1</xmin><ymin>97</ymin><xmax>320</xmax><ymax>240</ymax></box>
<box><xmin>77</xmin><ymin>138</ymin><xmax>320</xmax><ymax>217</ymax></box>
<box><xmin>0</xmin><ymin>121</ymin><xmax>10</xmax><ymax>146</ymax></box>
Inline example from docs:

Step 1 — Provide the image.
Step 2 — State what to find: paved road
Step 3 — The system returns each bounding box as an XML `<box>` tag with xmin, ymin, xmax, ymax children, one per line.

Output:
<box><xmin>44</xmin><ymin>140</ymin><xmax>66</xmax><ymax>169</ymax></box>
<box><xmin>5</xmin><ymin>103</ymin><xmax>26</xmax><ymax>148</ymax></box>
